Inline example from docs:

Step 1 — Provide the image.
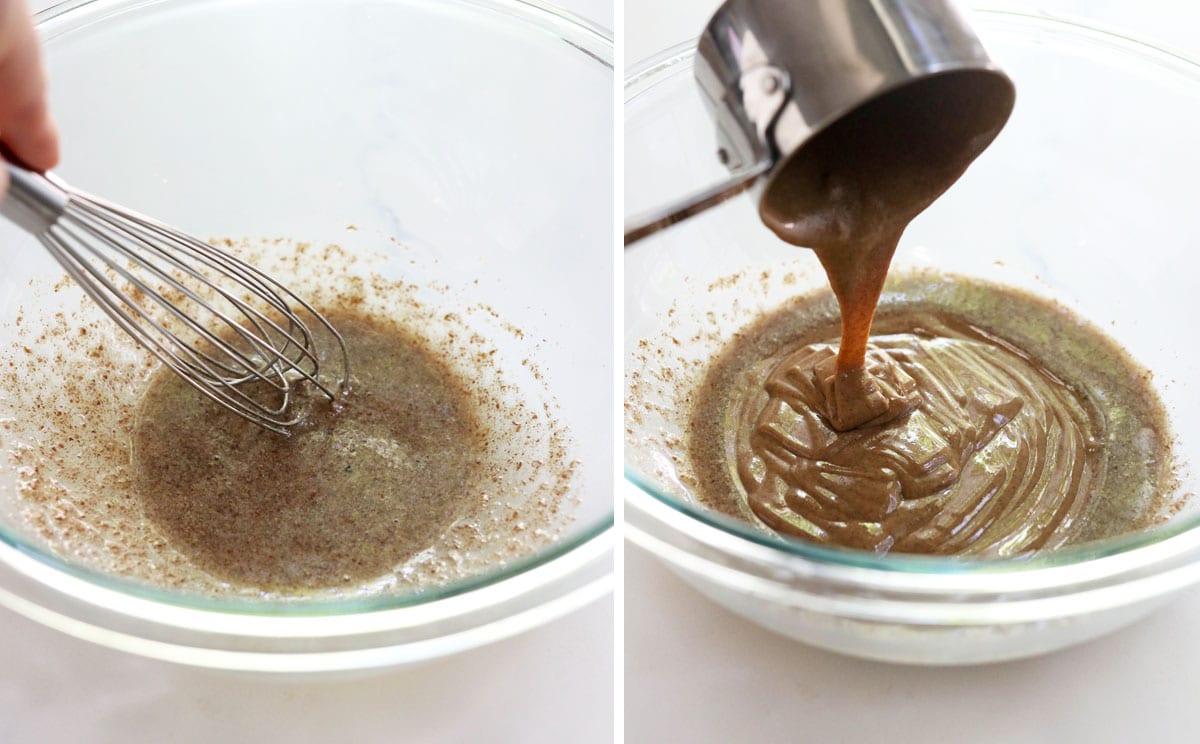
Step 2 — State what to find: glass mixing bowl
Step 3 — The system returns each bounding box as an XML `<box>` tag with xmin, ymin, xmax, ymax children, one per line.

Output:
<box><xmin>625</xmin><ymin>9</ymin><xmax>1200</xmax><ymax>665</ymax></box>
<box><xmin>0</xmin><ymin>0</ymin><xmax>612</xmax><ymax>672</ymax></box>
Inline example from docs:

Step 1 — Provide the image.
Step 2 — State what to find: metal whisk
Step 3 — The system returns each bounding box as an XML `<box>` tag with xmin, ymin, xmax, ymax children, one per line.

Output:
<box><xmin>0</xmin><ymin>159</ymin><xmax>350</xmax><ymax>434</ymax></box>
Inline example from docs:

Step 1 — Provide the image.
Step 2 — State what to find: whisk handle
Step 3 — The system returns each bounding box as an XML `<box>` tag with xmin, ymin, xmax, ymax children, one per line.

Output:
<box><xmin>0</xmin><ymin>159</ymin><xmax>69</xmax><ymax>236</ymax></box>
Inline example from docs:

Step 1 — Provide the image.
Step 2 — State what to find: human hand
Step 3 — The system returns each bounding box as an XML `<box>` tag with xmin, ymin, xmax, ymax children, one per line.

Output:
<box><xmin>0</xmin><ymin>0</ymin><xmax>58</xmax><ymax>197</ymax></box>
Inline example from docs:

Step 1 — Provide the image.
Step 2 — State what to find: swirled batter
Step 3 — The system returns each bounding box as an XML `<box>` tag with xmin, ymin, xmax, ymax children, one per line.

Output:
<box><xmin>688</xmin><ymin>75</ymin><xmax>1172</xmax><ymax>555</ymax></box>
<box><xmin>739</xmin><ymin>316</ymin><xmax>1095</xmax><ymax>554</ymax></box>
<box><xmin>689</xmin><ymin>277</ymin><xmax>1172</xmax><ymax>556</ymax></box>
<box><xmin>761</xmin><ymin>71</ymin><xmax>1016</xmax><ymax>431</ymax></box>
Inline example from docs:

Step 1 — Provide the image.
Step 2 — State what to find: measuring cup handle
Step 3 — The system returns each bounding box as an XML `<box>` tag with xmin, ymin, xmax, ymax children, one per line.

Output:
<box><xmin>623</xmin><ymin>156</ymin><xmax>772</xmax><ymax>246</ymax></box>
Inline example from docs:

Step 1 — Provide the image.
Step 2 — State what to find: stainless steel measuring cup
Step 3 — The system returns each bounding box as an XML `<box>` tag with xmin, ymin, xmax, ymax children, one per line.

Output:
<box><xmin>624</xmin><ymin>0</ymin><xmax>1015</xmax><ymax>244</ymax></box>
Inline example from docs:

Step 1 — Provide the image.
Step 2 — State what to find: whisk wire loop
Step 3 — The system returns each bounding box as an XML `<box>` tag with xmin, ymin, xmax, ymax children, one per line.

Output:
<box><xmin>1</xmin><ymin>164</ymin><xmax>350</xmax><ymax>434</ymax></box>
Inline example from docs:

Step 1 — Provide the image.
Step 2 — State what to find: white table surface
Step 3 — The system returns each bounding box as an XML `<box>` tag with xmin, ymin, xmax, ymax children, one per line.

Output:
<box><xmin>625</xmin><ymin>2</ymin><xmax>1200</xmax><ymax>743</ymax></box>
<box><xmin>0</xmin><ymin>1</ymin><xmax>614</xmax><ymax>743</ymax></box>
<box><xmin>626</xmin><ymin>542</ymin><xmax>1200</xmax><ymax>744</ymax></box>
<box><xmin>2</xmin><ymin>596</ymin><xmax>614</xmax><ymax>744</ymax></box>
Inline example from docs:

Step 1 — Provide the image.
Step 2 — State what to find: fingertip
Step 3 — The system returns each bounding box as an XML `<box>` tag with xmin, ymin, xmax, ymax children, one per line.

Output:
<box><xmin>25</xmin><ymin>108</ymin><xmax>60</xmax><ymax>172</ymax></box>
<box><xmin>39</xmin><ymin>112</ymin><xmax>61</xmax><ymax>170</ymax></box>
<box><xmin>4</xmin><ymin>110</ymin><xmax>60</xmax><ymax>173</ymax></box>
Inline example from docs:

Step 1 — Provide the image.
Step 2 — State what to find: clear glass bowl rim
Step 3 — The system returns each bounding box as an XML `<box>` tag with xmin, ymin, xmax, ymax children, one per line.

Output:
<box><xmin>624</xmin><ymin>8</ymin><xmax>1200</xmax><ymax>590</ymax></box>
<box><xmin>0</xmin><ymin>0</ymin><xmax>614</xmax><ymax>619</ymax></box>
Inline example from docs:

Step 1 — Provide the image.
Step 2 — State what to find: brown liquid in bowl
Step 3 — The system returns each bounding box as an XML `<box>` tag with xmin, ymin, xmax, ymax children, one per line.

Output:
<box><xmin>688</xmin><ymin>276</ymin><xmax>1174</xmax><ymax>556</ymax></box>
<box><xmin>761</xmin><ymin>71</ymin><xmax>1016</xmax><ymax>431</ymax></box>
<box><xmin>0</xmin><ymin>239</ymin><xmax>576</xmax><ymax>598</ymax></box>
<box><xmin>687</xmin><ymin>72</ymin><xmax>1175</xmax><ymax>555</ymax></box>
<box><xmin>132</xmin><ymin>311</ymin><xmax>487</xmax><ymax>590</ymax></box>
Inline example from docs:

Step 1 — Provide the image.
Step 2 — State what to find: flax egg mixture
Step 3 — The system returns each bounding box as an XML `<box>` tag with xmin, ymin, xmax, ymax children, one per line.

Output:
<box><xmin>686</xmin><ymin>73</ymin><xmax>1175</xmax><ymax>555</ymax></box>
<box><xmin>132</xmin><ymin>311</ymin><xmax>489</xmax><ymax>590</ymax></box>
<box><xmin>1</xmin><ymin>240</ymin><xmax>577</xmax><ymax>596</ymax></box>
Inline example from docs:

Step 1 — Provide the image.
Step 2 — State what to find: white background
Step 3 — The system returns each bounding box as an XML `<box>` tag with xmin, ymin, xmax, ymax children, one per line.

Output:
<box><xmin>625</xmin><ymin>2</ymin><xmax>1200</xmax><ymax>743</ymax></box>
<box><xmin>0</xmin><ymin>1</ymin><xmax>614</xmax><ymax>744</ymax></box>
